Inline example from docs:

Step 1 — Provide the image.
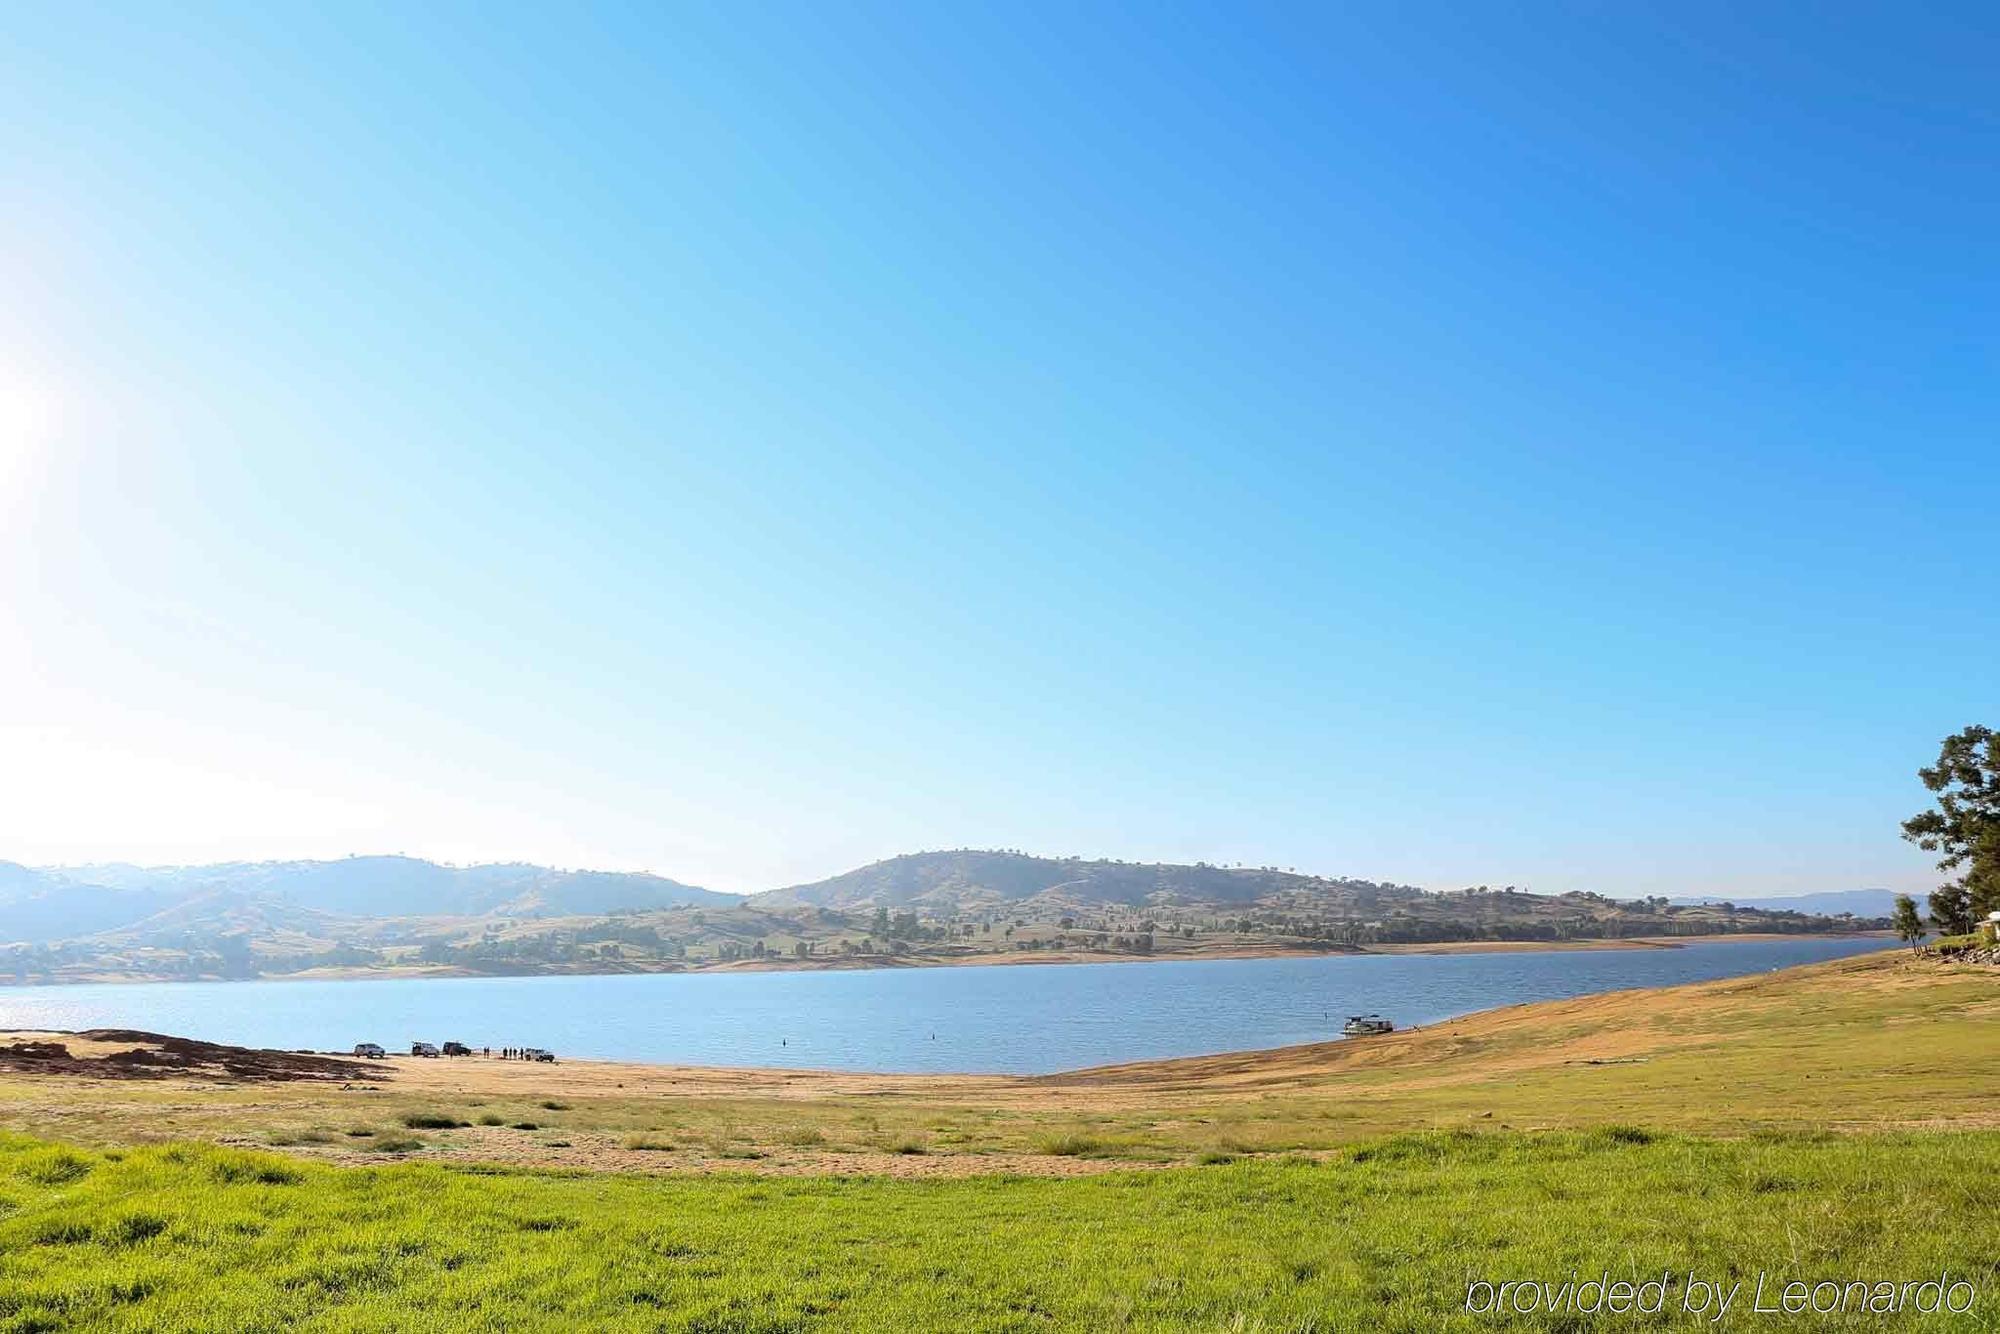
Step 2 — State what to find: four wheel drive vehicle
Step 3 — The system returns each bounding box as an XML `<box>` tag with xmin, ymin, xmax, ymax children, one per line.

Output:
<box><xmin>441</xmin><ymin>1041</ymin><xmax>471</xmax><ymax>1056</ymax></box>
<box><xmin>525</xmin><ymin>1047</ymin><xmax>556</xmax><ymax>1062</ymax></box>
<box><xmin>352</xmin><ymin>1043</ymin><xmax>386</xmax><ymax>1058</ymax></box>
<box><xmin>1341</xmin><ymin>1014</ymin><xmax>1395</xmax><ymax>1036</ymax></box>
<box><xmin>410</xmin><ymin>1041</ymin><xmax>441</xmax><ymax>1057</ymax></box>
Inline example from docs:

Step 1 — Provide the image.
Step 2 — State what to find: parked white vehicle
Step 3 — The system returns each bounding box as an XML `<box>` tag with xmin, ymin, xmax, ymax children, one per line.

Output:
<box><xmin>352</xmin><ymin>1042</ymin><xmax>386</xmax><ymax>1059</ymax></box>
<box><xmin>410</xmin><ymin>1041</ymin><xmax>440</xmax><ymax>1057</ymax></box>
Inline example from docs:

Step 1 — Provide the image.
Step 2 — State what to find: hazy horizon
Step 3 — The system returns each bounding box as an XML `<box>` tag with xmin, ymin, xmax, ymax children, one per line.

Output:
<box><xmin>4</xmin><ymin>6</ymin><xmax>1990</xmax><ymax>898</ymax></box>
<box><xmin>8</xmin><ymin>848</ymin><xmax>1899</xmax><ymax>906</ymax></box>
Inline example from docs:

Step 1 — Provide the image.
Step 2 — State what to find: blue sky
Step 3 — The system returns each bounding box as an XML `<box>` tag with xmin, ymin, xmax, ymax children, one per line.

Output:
<box><xmin>1</xmin><ymin>3</ymin><xmax>1993</xmax><ymax>894</ymax></box>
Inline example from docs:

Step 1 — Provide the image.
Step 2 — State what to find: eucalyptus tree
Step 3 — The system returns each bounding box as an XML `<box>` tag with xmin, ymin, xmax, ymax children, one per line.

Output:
<box><xmin>1902</xmin><ymin>725</ymin><xmax>1998</xmax><ymax>935</ymax></box>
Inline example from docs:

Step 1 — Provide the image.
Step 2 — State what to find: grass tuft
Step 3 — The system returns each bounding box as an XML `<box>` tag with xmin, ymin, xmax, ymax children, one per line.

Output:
<box><xmin>1594</xmin><ymin>1124</ymin><xmax>1656</xmax><ymax>1146</ymax></box>
<box><xmin>516</xmin><ymin>1216</ymin><xmax>577</xmax><ymax>1233</ymax></box>
<box><xmin>266</xmin><ymin>1129</ymin><xmax>335</xmax><ymax>1146</ymax></box>
<box><xmin>1035</xmin><ymin>1134</ymin><xmax>1104</xmax><ymax>1157</ymax></box>
<box><xmin>104</xmin><ymin>1213</ymin><xmax>168</xmax><ymax>1246</ymax></box>
<box><xmin>15</xmin><ymin>1148</ymin><xmax>93</xmax><ymax>1185</ymax></box>
<box><xmin>400</xmin><ymin>1113</ymin><xmax>469</xmax><ymax>1130</ymax></box>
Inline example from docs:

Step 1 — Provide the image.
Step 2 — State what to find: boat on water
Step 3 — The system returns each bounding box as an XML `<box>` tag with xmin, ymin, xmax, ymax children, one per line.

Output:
<box><xmin>1342</xmin><ymin>1013</ymin><xmax>1394</xmax><ymax>1036</ymax></box>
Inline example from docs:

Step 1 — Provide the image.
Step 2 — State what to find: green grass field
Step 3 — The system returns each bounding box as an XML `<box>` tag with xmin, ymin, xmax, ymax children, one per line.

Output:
<box><xmin>4</xmin><ymin>955</ymin><xmax>1994</xmax><ymax>1329</ymax></box>
<box><xmin>3</xmin><ymin>1129</ymin><xmax>1996</xmax><ymax>1331</ymax></box>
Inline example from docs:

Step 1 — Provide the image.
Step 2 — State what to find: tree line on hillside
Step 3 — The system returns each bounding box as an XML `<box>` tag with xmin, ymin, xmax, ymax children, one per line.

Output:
<box><xmin>1894</xmin><ymin>724</ymin><xmax>1999</xmax><ymax>946</ymax></box>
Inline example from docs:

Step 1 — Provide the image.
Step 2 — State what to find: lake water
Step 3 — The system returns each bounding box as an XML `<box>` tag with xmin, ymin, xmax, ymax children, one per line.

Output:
<box><xmin>0</xmin><ymin>937</ymin><xmax>1894</xmax><ymax>1075</ymax></box>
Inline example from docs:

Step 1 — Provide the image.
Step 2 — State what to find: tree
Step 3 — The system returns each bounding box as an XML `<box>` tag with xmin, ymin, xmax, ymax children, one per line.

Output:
<box><xmin>1903</xmin><ymin>725</ymin><xmax>2000</xmax><ymax>927</ymax></box>
<box><xmin>1891</xmin><ymin>894</ymin><xmax>1925</xmax><ymax>950</ymax></box>
<box><xmin>1928</xmin><ymin>884</ymin><xmax>1973</xmax><ymax>937</ymax></box>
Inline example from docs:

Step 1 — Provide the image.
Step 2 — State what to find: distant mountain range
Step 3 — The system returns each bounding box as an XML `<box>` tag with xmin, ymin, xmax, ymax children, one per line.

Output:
<box><xmin>0</xmin><ymin>856</ymin><xmax>734</xmax><ymax>942</ymax></box>
<box><xmin>1669</xmin><ymin>889</ymin><xmax>1902</xmax><ymax>918</ymax></box>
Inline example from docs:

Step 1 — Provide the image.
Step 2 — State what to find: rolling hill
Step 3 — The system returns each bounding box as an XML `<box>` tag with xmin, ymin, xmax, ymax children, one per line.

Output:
<box><xmin>1</xmin><ymin>850</ymin><xmax>1891</xmax><ymax>984</ymax></box>
<box><xmin>751</xmin><ymin>850</ymin><xmax>1425</xmax><ymax>912</ymax></box>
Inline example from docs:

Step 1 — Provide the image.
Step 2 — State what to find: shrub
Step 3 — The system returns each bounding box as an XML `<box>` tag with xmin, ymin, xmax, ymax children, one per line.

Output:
<box><xmin>371</xmin><ymin>1135</ymin><xmax>424</xmax><ymax>1154</ymax></box>
<box><xmin>538</xmin><ymin>1100</ymin><xmax>571</xmax><ymax>1111</ymax></box>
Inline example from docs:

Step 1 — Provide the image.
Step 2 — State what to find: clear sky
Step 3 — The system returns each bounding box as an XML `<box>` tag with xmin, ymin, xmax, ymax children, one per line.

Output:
<box><xmin>2</xmin><ymin>4</ymin><xmax>1993</xmax><ymax>895</ymax></box>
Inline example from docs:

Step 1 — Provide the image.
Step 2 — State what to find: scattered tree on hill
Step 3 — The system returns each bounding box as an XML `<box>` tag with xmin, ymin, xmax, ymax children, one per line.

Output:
<box><xmin>1902</xmin><ymin>725</ymin><xmax>2000</xmax><ymax>932</ymax></box>
<box><xmin>1891</xmin><ymin>894</ymin><xmax>1925</xmax><ymax>950</ymax></box>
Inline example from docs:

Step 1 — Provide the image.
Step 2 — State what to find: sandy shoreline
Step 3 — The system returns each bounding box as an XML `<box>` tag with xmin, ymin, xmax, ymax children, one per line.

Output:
<box><xmin>1363</xmin><ymin>931</ymin><xmax>1890</xmax><ymax>955</ymax></box>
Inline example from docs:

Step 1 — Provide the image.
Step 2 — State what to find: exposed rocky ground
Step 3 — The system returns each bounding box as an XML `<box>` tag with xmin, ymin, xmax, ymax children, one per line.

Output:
<box><xmin>0</xmin><ymin>1030</ymin><xmax>380</xmax><ymax>1083</ymax></box>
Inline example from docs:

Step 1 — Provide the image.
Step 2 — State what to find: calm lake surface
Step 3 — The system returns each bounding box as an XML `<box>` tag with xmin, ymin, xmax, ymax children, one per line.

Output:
<box><xmin>0</xmin><ymin>937</ymin><xmax>1894</xmax><ymax>1075</ymax></box>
